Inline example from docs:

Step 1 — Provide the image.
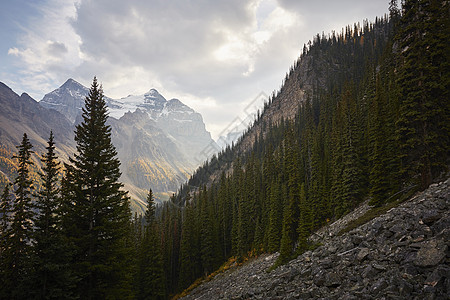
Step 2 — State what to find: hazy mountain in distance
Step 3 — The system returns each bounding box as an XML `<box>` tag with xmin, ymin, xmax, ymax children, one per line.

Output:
<box><xmin>36</xmin><ymin>79</ymin><xmax>218</xmax><ymax>211</ymax></box>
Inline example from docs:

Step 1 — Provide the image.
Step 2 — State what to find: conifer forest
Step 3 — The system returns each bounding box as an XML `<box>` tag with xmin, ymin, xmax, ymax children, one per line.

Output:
<box><xmin>0</xmin><ymin>0</ymin><xmax>449</xmax><ymax>299</ymax></box>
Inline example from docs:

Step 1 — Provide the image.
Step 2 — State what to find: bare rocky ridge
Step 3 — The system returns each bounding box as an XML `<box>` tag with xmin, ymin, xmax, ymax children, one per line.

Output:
<box><xmin>0</xmin><ymin>79</ymin><xmax>218</xmax><ymax>213</ymax></box>
<box><xmin>40</xmin><ymin>79</ymin><xmax>218</xmax><ymax>208</ymax></box>
<box><xmin>182</xmin><ymin>178</ymin><xmax>450</xmax><ymax>299</ymax></box>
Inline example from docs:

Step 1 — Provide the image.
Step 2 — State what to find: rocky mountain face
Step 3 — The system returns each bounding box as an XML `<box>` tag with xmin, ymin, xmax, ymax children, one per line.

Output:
<box><xmin>37</xmin><ymin>79</ymin><xmax>217</xmax><ymax>210</ymax></box>
<box><xmin>0</xmin><ymin>79</ymin><xmax>217</xmax><ymax>213</ymax></box>
<box><xmin>0</xmin><ymin>82</ymin><xmax>76</xmax><ymax>188</ymax></box>
<box><xmin>0</xmin><ymin>82</ymin><xmax>75</xmax><ymax>151</ymax></box>
<box><xmin>108</xmin><ymin>109</ymin><xmax>194</xmax><ymax>212</ymax></box>
<box><xmin>40</xmin><ymin>78</ymin><xmax>120</xmax><ymax>124</ymax></box>
<box><xmin>109</xmin><ymin>88</ymin><xmax>218</xmax><ymax>165</ymax></box>
<box><xmin>182</xmin><ymin>178</ymin><xmax>450</xmax><ymax>300</ymax></box>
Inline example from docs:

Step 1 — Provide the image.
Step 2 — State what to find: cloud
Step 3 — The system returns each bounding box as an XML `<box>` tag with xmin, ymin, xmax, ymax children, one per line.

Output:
<box><xmin>8</xmin><ymin>48</ymin><xmax>20</xmax><ymax>56</ymax></box>
<box><xmin>3</xmin><ymin>0</ymin><xmax>388</xmax><ymax>138</ymax></box>
<box><xmin>47</xmin><ymin>40</ymin><xmax>68</xmax><ymax>57</ymax></box>
<box><xmin>4</xmin><ymin>0</ymin><xmax>82</xmax><ymax>97</ymax></box>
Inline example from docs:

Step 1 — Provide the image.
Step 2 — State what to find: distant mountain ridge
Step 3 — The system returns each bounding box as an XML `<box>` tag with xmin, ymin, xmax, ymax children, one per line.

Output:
<box><xmin>40</xmin><ymin>79</ymin><xmax>218</xmax><ymax>163</ymax></box>
<box><xmin>0</xmin><ymin>79</ymin><xmax>218</xmax><ymax>213</ymax></box>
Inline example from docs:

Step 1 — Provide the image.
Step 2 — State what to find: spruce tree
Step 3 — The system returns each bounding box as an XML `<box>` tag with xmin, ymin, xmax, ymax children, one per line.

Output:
<box><xmin>296</xmin><ymin>183</ymin><xmax>309</xmax><ymax>253</ymax></box>
<box><xmin>0</xmin><ymin>184</ymin><xmax>12</xmax><ymax>238</ymax></box>
<box><xmin>137</xmin><ymin>189</ymin><xmax>165</xmax><ymax>300</ymax></box>
<box><xmin>395</xmin><ymin>0</ymin><xmax>449</xmax><ymax>189</ymax></box>
<box><xmin>267</xmin><ymin>181</ymin><xmax>282</xmax><ymax>253</ymax></box>
<box><xmin>7</xmin><ymin>133</ymin><xmax>35</xmax><ymax>298</ymax></box>
<box><xmin>145</xmin><ymin>188</ymin><xmax>156</xmax><ymax>225</ymax></box>
<box><xmin>0</xmin><ymin>183</ymin><xmax>13</xmax><ymax>299</ymax></box>
<box><xmin>179</xmin><ymin>195</ymin><xmax>201</xmax><ymax>290</ymax></box>
<box><xmin>61</xmin><ymin>77</ymin><xmax>132</xmax><ymax>299</ymax></box>
<box><xmin>200</xmin><ymin>185</ymin><xmax>217</xmax><ymax>274</ymax></box>
<box><xmin>34</xmin><ymin>131</ymin><xmax>75</xmax><ymax>299</ymax></box>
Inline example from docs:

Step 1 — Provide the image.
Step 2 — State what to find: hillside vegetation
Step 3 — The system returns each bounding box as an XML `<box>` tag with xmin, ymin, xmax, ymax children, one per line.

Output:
<box><xmin>155</xmin><ymin>0</ymin><xmax>449</xmax><ymax>296</ymax></box>
<box><xmin>0</xmin><ymin>0</ymin><xmax>448</xmax><ymax>299</ymax></box>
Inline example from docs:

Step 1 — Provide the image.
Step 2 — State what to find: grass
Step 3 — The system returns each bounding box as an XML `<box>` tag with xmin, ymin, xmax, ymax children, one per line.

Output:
<box><xmin>337</xmin><ymin>187</ymin><xmax>418</xmax><ymax>236</ymax></box>
<box><xmin>172</xmin><ymin>250</ymin><xmax>262</xmax><ymax>300</ymax></box>
<box><xmin>268</xmin><ymin>242</ymin><xmax>321</xmax><ymax>272</ymax></box>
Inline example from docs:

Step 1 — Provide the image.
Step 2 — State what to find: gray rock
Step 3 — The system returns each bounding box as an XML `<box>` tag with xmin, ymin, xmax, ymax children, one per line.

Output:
<box><xmin>371</xmin><ymin>278</ymin><xmax>388</xmax><ymax>294</ymax></box>
<box><xmin>372</xmin><ymin>263</ymin><xmax>387</xmax><ymax>271</ymax></box>
<box><xmin>357</xmin><ymin>248</ymin><xmax>370</xmax><ymax>261</ymax></box>
<box><xmin>424</xmin><ymin>265</ymin><xmax>449</xmax><ymax>288</ymax></box>
<box><xmin>362</xmin><ymin>265</ymin><xmax>378</xmax><ymax>278</ymax></box>
<box><xmin>414</xmin><ymin>239</ymin><xmax>447</xmax><ymax>267</ymax></box>
<box><xmin>313</xmin><ymin>270</ymin><xmax>326</xmax><ymax>286</ymax></box>
<box><xmin>421</xmin><ymin>210</ymin><xmax>441</xmax><ymax>225</ymax></box>
<box><xmin>181</xmin><ymin>178</ymin><xmax>450</xmax><ymax>300</ymax></box>
<box><xmin>324</xmin><ymin>272</ymin><xmax>341</xmax><ymax>288</ymax></box>
<box><xmin>432</xmin><ymin>215</ymin><xmax>450</xmax><ymax>236</ymax></box>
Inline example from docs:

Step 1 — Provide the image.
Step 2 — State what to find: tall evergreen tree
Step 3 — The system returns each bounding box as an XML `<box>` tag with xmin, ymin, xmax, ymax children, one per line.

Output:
<box><xmin>395</xmin><ymin>0</ymin><xmax>450</xmax><ymax>189</ymax></box>
<box><xmin>0</xmin><ymin>183</ymin><xmax>13</xmax><ymax>299</ymax></box>
<box><xmin>5</xmin><ymin>133</ymin><xmax>35</xmax><ymax>298</ymax></box>
<box><xmin>137</xmin><ymin>189</ymin><xmax>165</xmax><ymax>300</ymax></box>
<box><xmin>61</xmin><ymin>77</ymin><xmax>132</xmax><ymax>299</ymax></box>
<box><xmin>34</xmin><ymin>131</ymin><xmax>75</xmax><ymax>299</ymax></box>
<box><xmin>179</xmin><ymin>192</ymin><xmax>201</xmax><ymax>290</ymax></box>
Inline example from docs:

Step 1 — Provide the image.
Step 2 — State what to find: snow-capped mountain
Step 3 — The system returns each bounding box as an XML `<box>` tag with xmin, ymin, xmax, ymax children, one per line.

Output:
<box><xmin>40</xmin><ymin>78</ymin><xmax>122</xmax><ymax>123</ymax></box>
<box><xmin>37</xmin><ymin>79</ymin><xmax>219</xmax><ymax>210</ymax></box>
<box><xmin>108</xmin><ymin>87</ymin><xmax>219</xmax><ymax>164</ymax></box>
<box><xmin>109</xmin><ymin>88</ymin><xmax>198</xmax><ymax>126</ymax></box>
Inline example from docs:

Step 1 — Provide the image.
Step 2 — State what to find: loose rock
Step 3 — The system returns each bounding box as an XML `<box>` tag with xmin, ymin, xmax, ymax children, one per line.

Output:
<box><xmin>182</xmin><ymin>178</ymin><xmax>450</xmax><ymax>300</ymax></box>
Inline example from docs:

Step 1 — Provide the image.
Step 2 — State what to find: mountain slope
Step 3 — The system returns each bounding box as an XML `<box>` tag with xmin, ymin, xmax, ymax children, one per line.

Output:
<box><xmin>1</xmin><ymin>78</ymin><xmax>218</xmax><ymax>213</ymax></box>
<box><xmin>109</xmin><ymin>88</ymin><xmax>217</xmax><ymax>165</ymax></box>
<box><xmin>182</xmin><ymin>178</ymin><xmax>450</xmax><ymax>299</ymax></box>
<box><xmin>156</xmin><ymin>1</ymin><xmax>449</xmax><ymax>295</ymax></box>
<box><xmin>0</xmin><ymin>82</ymin><xmax>76</xmax><ymax>189</ymax></box>
<box><xmin>37</xmin><ymin>79</ymin><xmax>218</xmax><ymax>210</ymax></box>
<box><xmin>109</xmin><ymin>109</ymin><xmax>194</xmax><ymax>211</ymax></box>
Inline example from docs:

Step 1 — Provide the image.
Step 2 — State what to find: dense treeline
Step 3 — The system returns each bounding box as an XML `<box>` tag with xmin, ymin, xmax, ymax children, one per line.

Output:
<box><xmin>1</xmin><ymin>78</ymin><xmax>138</xmax><ymax>299</ymax></box>
<box><xmin>158</xmin><ymin>0</ymin><xmax>449</xmax><ymax>295</ymax></box>
<box><xmin>0</xmin><ymin>1</ymin><xmax>448</xmax><ymax>299</ymax></box>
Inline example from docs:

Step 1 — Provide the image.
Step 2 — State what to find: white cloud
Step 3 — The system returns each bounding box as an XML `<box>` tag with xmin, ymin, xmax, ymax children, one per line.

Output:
<box><xmin>3</xmin><ymin>0</ymin><xmax>388</xmax><ymax>138</ymax></box>
<box><xmin>5</xmin><ymin>0</ymin><xmax>82</xmax><ymax>96</ymax></box>
<box><xmin>8</xmin><ymin>48</ymin><xmax>20</xmax><ymax>56</ymax></box>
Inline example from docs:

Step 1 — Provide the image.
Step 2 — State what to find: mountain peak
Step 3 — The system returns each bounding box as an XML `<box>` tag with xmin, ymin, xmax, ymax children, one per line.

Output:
<box><xmin>61</xmin><ymin>78</ymin><xmax>85</xmax><ymax>89</ymax></box>
<box><xmin>144</xmin><ymin>88</ymin><xmax>160</xmax><ymax>96</ymax></box>
<box><xmin>143</xmin><ymin>88</ymin><xmax>166</xmax><ymax>105</ymax></box>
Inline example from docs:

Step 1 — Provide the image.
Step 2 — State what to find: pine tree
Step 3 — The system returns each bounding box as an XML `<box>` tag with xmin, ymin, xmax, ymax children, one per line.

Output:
<box><xmin>61</xmin><ymin>77</ymin><xmax>133</xmax><ymax>299</ymax></box>
<box><xmin>33</xmin><ymin>131</ymin><xmax>76</xmax><ymax>299</ymax></box>
<box><xmin>200</xmin><ymin>185</ymin><xmax>216</xmax><ymax>274</ymax></box>
<box><xmin>179</xmin><ymin>193</ymin><xmax>201</xmax><ymax>290</ymax></box>
<box><xmin>395</xmin><ymin>0</ymin><xmax>449</xmax><ymax>189</ymax></box>
<box><xmin>267</xmin><ymin>180</ymin><xmax>282</xmax><ymax>252</ymax></box>
<box><xmin>7</xmin><ymin>133</ymin><xmax>35</xmax><ymax>298</ymax></box>
<box><xmin>145</xmin><ymin>188</ymin><xmax>156</xmax><ymax>225</ymax></box>
<box><xmin>137</xmin><ymin>189</ymin><xmax>165</xmax><ymax>300</ymax></box>
<box><xmin>0</xmin><ymin>184</ymin><xmax>12</xmax><ymax>237</ymax></box>
<box><xmin>0</xmin><ymin>183</ymin><xmax>13</xmax><ymax>299</ymax></box>
<box><xmin>296</xmin><ymin>183</ymin><xmax>309</xmax><ymax>253</ymax></box>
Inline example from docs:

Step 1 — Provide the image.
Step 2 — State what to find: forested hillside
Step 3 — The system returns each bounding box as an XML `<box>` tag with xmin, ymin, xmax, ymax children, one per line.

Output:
<box><xmin>154</xmin><ymin>0</ymin><xmax>449</xmax><ymax>296</ymax></box>
<box><xmin>0</xmin><ymin>0</ymin><xmax>448</xmax><ymax>299</ymax></box>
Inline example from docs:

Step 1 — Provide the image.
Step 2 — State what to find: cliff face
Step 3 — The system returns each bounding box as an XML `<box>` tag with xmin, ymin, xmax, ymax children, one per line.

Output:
<box><xmin>182</xmin><ymin>178</ymin><xmax>450</xmax><ymax>299</ymax></box>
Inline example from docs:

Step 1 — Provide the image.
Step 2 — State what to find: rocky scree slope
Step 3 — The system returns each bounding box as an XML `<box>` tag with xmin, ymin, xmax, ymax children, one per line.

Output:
<box><xmin>182</xmin><ymin>178</ymin><xmax>450</xmax><ymax>299</ymax></box>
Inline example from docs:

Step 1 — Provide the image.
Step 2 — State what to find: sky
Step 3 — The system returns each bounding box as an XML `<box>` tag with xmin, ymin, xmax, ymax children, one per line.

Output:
<box><xmin>0</xmin><ymin>0</ymin><xmax>389</xmax><ymax>139</ymax></box>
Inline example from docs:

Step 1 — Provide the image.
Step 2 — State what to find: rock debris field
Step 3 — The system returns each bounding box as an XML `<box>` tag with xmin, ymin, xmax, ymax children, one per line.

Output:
<box><xmin>182</xmin><ymin>178</ymin><xmax>450</xmax><ymax>299</ymax></box>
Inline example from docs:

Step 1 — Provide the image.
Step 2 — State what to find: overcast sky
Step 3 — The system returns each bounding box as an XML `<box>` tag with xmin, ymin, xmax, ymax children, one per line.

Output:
<box><xmin>0</xmin><ymin>0</ymin><xmax>388</xmax><ymax>139</ymax></box>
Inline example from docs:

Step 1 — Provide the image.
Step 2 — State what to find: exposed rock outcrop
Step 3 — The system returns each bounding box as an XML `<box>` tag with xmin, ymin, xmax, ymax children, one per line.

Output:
<box><xmin>183</xmin><ymin>178</ymin><xmax>450</xmax><ymax>299</ymax></box>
